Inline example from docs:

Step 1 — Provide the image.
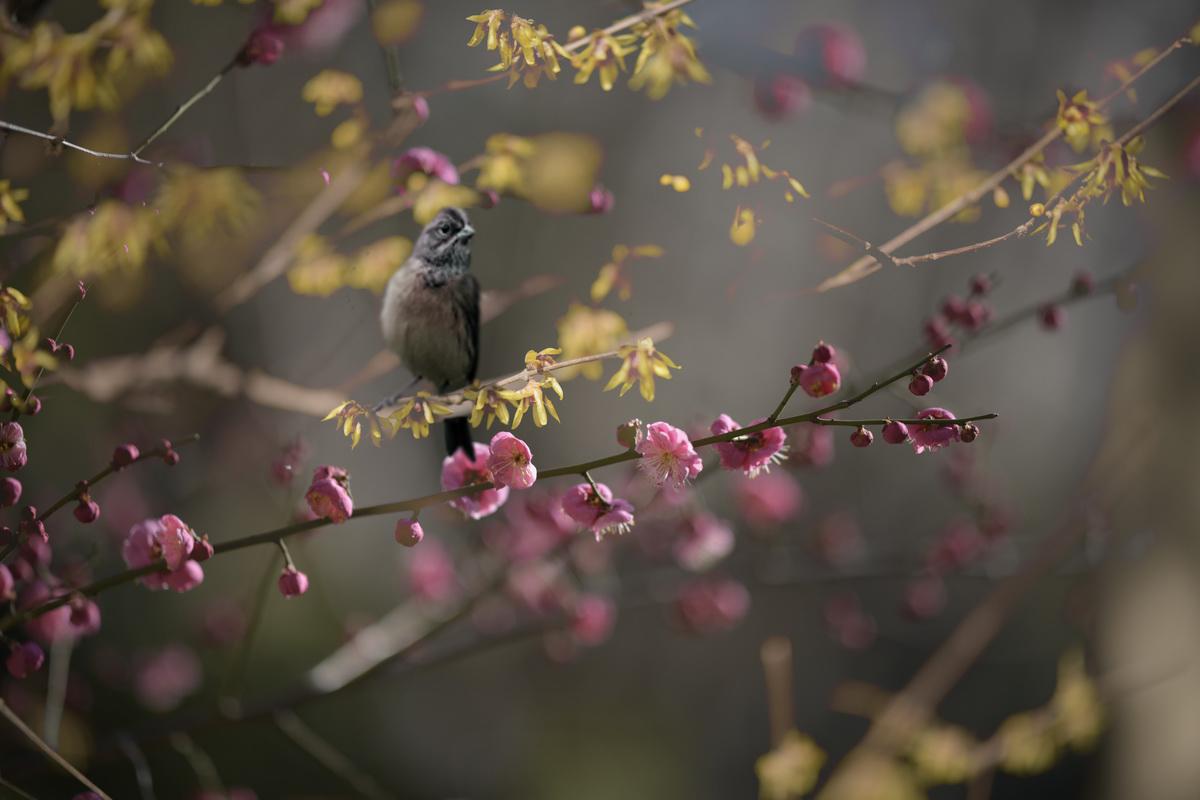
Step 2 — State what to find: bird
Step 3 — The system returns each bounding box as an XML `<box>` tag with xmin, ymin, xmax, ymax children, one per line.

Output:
<box><xmin>380</xmin><ymin>207</ymin><xmax>480</xmax><ymax>460</ymax></box>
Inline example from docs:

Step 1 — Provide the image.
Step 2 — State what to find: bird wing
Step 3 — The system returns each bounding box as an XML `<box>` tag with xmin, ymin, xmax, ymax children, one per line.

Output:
<box><xmin>456</xmin><ymin>272</ymin><xmax>481</xmax><ymax>383</ymax></box>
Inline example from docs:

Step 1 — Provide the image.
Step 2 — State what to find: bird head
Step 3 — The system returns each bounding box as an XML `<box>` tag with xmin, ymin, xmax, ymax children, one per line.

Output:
<box><xmin>415</xmin><ymin>207</ymin><xmax>475</xmax><ymax>271</ymax></box>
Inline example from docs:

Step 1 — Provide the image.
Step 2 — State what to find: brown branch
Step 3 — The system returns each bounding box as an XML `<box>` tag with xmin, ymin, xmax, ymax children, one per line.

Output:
<box><xmin>0</xmin><ymin>699</ymin><xmax>113</xmax><ymax>799</ymax></box>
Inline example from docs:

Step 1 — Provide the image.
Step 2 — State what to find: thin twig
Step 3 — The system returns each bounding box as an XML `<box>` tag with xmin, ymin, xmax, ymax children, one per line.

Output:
<box><xmin>273</xmin><ymin>711</ymin><xmax>393</xmax><ymax>800</ymax></box>
<box><xmin>132</xmin><ymin>57</ymin><xmax>240</xmax><ymax>158</ymax></box>
<box><xmin>0</xmin><ymin>700</ymin><xmax>112</xmax><ymax>800</ymax></box>
<box><xmin>116</xmin><ymin>733</ymin><xmax>156</xmax><ymax>800</ymax></box>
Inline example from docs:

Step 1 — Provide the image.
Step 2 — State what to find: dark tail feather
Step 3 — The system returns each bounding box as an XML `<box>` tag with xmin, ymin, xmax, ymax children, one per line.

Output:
<box><xmin>444</xmin><ymin>416</ymin><xmax>475</xmax><ymax>461</ymax></box>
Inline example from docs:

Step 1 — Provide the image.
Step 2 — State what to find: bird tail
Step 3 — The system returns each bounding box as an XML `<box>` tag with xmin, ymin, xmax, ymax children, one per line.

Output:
<box><xmin>444</xmin><ymin>416</ymin><xmax>475</xmax><ymax>461</ymax></box>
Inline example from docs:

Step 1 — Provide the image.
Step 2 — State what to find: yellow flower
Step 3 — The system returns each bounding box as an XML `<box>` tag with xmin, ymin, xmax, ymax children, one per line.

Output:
<box><xmin>1076</xmin><ymin>136</ymin><xmax>1167</xmax><ymax>206</ymax></box>
<box><xmin>345</xmin><ymin>236</ymin><xmax>412</xmax><ymax>293</ymax></box>
<box><xmin>476</xmin><ymin>133</ymin><xmax>537</xmax><ymax>195</ymax></box>
<box><xmin>590</xmin><ymin>244</ymin><xmax>664</xmax><ymax>302</ymax></box>
<box><xmin>302</xmin><ymin>69</ymin><xmax>363</xmax><ymax>116</ymax></box>
<box><xmin>998</xmin><ymin>712</ymin><xmax>1057</xmax><ymax>775</ymax></box>
<box><xmin>51</xmin><ymin>200</ymin><xmax>163</xmax><ymax>278</ymax></box>
<box><xmin>1051</xmin><ymin>650</ymin><xmax>1104</xmax><ymax>751</ymax></box>
<box><xmin>0</xmin><ymin>286</ymin><xmax>34</xmax><ymax>340</ymax></box>
<box><xmin>465</xmin><ymin>385</ymin><xmax>512</xmax><ymax>429</ymax></box>
<box><xmin>287</xmin><ymin>234</ymin><xmax>350</xmax><ymax>297</ymax></box>
<box><xmin>466</xmin><ymin>10</ymin><xmax>568</xmax><ymax>88</ymax></box>
<box><xmin>524</xmin><ymin>346</ymin><xmax>561</xmax><ymax>372</ymax></box>
<box><xmin>556</xmin><ymin>304</ymin><xmax>629</xmax><ymax>379</ymax></box>
<box><xmin>628</xmin><ymin>7</ymin><xmax>710</xmax><ymax>99</ymax></box>
<box><xmin>323</xmin><ymin>400</ymin><xmax>377</xmax><ymax>449</ymax></box>
<box><xmin>274</xmin><ymin>0</ymin><xmax>323</xmax><ymax>24</ymax></box>
<box><xmin>387</xmin><ymin>392</ymin><xmax>454</xmax><ymax>440</ymax></box>
<box><xmin>501</xmin><ymin>376</ymin><xmax>563</xmax><ymax>428</ymax></box>
<box><xmin>0</xmin><ymin>181</ymin><xmax>29</xmax><ymax>233</ymax></box>
<box><xmin>755</xmin><ymin>730</ymin><xmax>825</xmax><ymax>800</ymax></box>
<box><xmin>572</xmin><ymin>31</ymin><xmax>636</xmax><ymax>91</ymax></box>
<box><xmin>156</xmin><ymin>166</ymin><xmax>261</xmax><ymax>250</ymax></box>
<box><xmin>1056</xmin><ymin>89</ymin><xmax>1111</xmax><ymax>153</ymax></box>
<box><xmin>895</xmin><ymin>80</ymin><xmax>974</xmax><ymax>157</ymax></box>
<box><xmin>1014</xmin><ymin>154</ymin><xmax>1052</xmax><ymax>200</ymax></box>
<box><xmin>411</xmin><ymin>180</ymin><xmax>483</xmax><ymax>225</ymax></box>
<box><xmin>730</xmin><ymin>206</ymin><xmax>756</xmax><ymax>246</ymax></box>
<box><xmin>604</xmin><ymin>337</ymin><xmax>679</xmax><ymax>401</ymax></box>
<box><xmin>908</xmin><ymin>724</ymin><xmax>977</xmax><ymax>785</ymax></box>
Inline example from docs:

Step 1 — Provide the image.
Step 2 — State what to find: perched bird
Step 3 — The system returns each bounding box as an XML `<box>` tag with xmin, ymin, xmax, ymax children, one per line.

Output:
<box><xmin>381</xmin><ymin>207</ymin><xmax>480</xmax><ymax>460</ymax></box>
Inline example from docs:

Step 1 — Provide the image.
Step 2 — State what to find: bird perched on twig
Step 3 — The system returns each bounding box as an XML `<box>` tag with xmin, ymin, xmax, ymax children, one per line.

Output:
<box><xmin>380</xmin><ymin>207</ymin><xmax>480</xmax><ymax>460</ymax></box>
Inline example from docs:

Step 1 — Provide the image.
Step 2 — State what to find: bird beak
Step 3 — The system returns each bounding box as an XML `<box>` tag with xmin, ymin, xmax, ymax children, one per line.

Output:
<box><xmin>458</xmin><ymin>224</ymin><xmax>475</xmax><ymax>242</ymax></box>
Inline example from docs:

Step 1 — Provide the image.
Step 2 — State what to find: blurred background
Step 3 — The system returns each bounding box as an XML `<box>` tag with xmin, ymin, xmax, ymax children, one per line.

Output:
<box><xmin>2</xmin><ymin>0</ymin><xmax>1200</xmax><ymax>797</ymax></box>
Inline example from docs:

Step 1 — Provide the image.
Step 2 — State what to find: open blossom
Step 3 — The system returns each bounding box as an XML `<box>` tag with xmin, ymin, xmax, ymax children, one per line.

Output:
<box><xmin>441</xmin><ymin>442</ymin><xmax>509</xmax><ymax>519</ymax></box>
<box><xmin>734</xmin><ymin>472</ymin><xmax>804</xmax><ymax>528</ymax></box>
<box><xmin>561</xmin><ymin>482</ymin><xmax>635</xmax><ymax>540</ymax></box>
<box><xmin>674</xmin><ymin>512</ymin><xmax>735</xmax><ymax>571</ymax></box>
<box><xmin>122</xmin><ymin>515</ymin><xmax>205</xmax><ymax>592</ymax></box>
<box><xmin>636</xmin><ymin>421</ymin><xmax>703</xmax><ymax>488</ymax></box>
<box><xmin>487</xmin><ymin>432</ymin><xmax>537</xmax><ymax>490</ymax></box>
<box><xmin>711</xmin><ymin>414</ymin><xmax>788</xmax><ymax>477</ymax></box>
<box><xmin>0</xmin><ymin>422</ymin><xmax>27</xmax><ymax>471</ymax></box>
<box><xmin>911</xmin><ymin>407</ymin><xmax>962</xmax><ymax>454</ymax></box>
<box><xmin>394</xmin><ymin>147</ymin><xmax>460</xmax><ymax>190</ymax></box>
<box><xmin>305</xmin><ymin>466</ymin><xmax>354</xmax><ymax>523</ymax></box>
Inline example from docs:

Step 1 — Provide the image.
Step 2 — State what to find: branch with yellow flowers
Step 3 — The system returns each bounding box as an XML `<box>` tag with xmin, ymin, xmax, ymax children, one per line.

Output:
<box><xmin>2</xmin><ymin>342</ymin><xmax>997</xmax><ymax>635</ymax></box>
<box><xmin>816</xmin><ymin>27</ymin><xmax>1196</xmax><ymax>291</ymax></box>
<box><xmin>815</xmin><ymin>70</ymin><xmax>1198</xmax><ymax>272</ymax></box>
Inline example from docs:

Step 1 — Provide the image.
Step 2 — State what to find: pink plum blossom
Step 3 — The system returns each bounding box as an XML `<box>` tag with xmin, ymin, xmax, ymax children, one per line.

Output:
<box><xmin>710</xmin><ymin>414</ymin><xmax>788</xmax><ymax>477</ymax></box>
<box><xmin>910</xmin><ymin>407</ymin><xmax>962</xmax><ymax>454</ymax></box>
<box><xmin>0</xmin><ymin>422</ymin><xmax>27</xmax><ymax>471</ymax></box>
<box><xmin>674</xmin><ymin>579</ymin><xmax>750</xmax><ymax>634</ymax></box>
<box><xmin>673</xmin><ymin>512</ymin><xmax>735</xmax><ymax>572</ymax></box>
<box><xmin>278</xmin><ymin>567</ymin><xmax>309</xmax><ymax>598</ymax></box>
<box><xmin>561</xmin><ymin>482</ymin><xmax>635</xmax><ymax>540</ymax></box>
<box><xmin>487</xmin><ymin>431</ymin><xmax>537</xmax><ymax>490</ymax></box>
<box><xmin>394</xmin><ymin>147</ymin><xmax>460</xmax><ymax>189</ymax></box>
<box><xmin>305</xmin><ymin>466</ymin><xmax>354</xmax><ymax>522</ymax></box>
<box><xmin>792</xmin><ymin>362</ymin><xmax>841</xmax><ymax>398</ymax></box>
<box><xmin>635</xmin><ymin>421</ymin><xmax>703</xmax><ymax>488</ymax></box>
<box><xmin>733</xmin><ymin>472</ymin><xmax>804</xmax><ymax>528</ymax></box>
<box><xmin>122</xmin><ymin>516</ymin><xmax>205</xmax><ymax>592</ymax></box>
<box><xmin>6</xmin><ymin>641</ymin><xmax>44</xmax><ymax>679</ymax></box>
<box><xmin>570</xmin><ymin>595</ymin><xmax>616</xmax><ymax>645</ymax></box>
<box><xmin>441</xmin><ymin>442</ymin><xmax>509</xmax><ymax>519</ymax></box>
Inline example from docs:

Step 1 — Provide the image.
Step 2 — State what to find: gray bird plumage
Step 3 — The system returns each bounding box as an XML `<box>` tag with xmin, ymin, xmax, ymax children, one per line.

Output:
<box><xmin>381</xmin><ymin>207</ymin><xmax>480</xmax><ymax>459</ymax></box>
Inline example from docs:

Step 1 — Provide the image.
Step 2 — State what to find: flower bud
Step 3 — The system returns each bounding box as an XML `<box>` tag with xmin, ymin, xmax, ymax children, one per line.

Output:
<box><xmin>587</xmin><ymin>185</ymin><xmax>614</xmax><ymax>214</ymax></box>
<box><xmin>25</xmin><ymin>395</ymin><xmax>41</xmax><ymax>415</ymax></box>
<box><xmin>909</xmin><ymin>373</ymin><xmax>934</xmax><ymax>396</ymax></box>
<box><xmin>61</xmin><ymin>343</ymin><xmax>76</xmax><ymax>361</ymax></box>
<box><xmin>881</xmin><ymin>420</ymin><xmax>909</xmax><ymax>444</ymax></box>
<box><xmin>112</xmin><ymin>443</ymin><xmax>140</xmax><ymax>468</ymax></box>
<box><xmin>74</xmin><ymin>497</ymin><xmax>100</xmax><ymax>524</ymax></box>
<box><xmin>1071</xmin><ymin>270</ymin><xmax>1095</xmax><ymax>296</ymax></box>
<box><xmin>797</xmin><ymin>362</ymin><xmax>841</xmax><ymax>398</ymax></box>
<box><xmin>849</xmin><ymin>426</ymin><xmax>873</xmax><ymax>448</ymax></box>
<box><xmin>811</xmin><ymin>341</ymin><xmax>835</xmax><ymax>364</ymax></box>
<box><xmin>615</xmin><ymin>419</ymin><xmax>643</xmax><ymax>450</ymax></box>
<box><xmin>395</xmin><ymin>518</ymin><xmax>424</xmax><ymax>547</ymax></box>
<box><xmin>922</xmin><ymin>355</ymin><xmax>949</xmax><ymax>383</ymax></box>
<box><xmin>192</xmin><ymin>535</ymin><xmax>215</xmax><ymax>562</ymax></box>
<box><xmin>0</xmin><ymin>478</ymin><xmax>20</xmax><ymax>507</ymax></box>
<box><xmin>6</xmin><ymin>641</ymin><xmax>45</xmax><ymax>679</ymax></box>
<box><xmin>1038</xmin><ymin>304</ymin><xmax>1064</xmax><ymax>330</ymax></box>
<box><xmin>960</xmin><ymin>422</ymin><xmax>980</xmax><ymax>443</ymax></box>
<box><xmin>940</xmin><ymin>294</ymin><xmax>967</xmax><ymax>322</ymax></box>
<box><xmin>236</xmin><ymin>27</ymin><xmax>285</xmax><ymax>67</ymax></box>
<box><xmin>969</xmin><ymin>274</ymin><xmax>992</xmax><ymax>295</ymax></box>
<box><xmin>278</xmin><ymin>567</ymin><xmax>310</xmax><ymax>598</ymax></box>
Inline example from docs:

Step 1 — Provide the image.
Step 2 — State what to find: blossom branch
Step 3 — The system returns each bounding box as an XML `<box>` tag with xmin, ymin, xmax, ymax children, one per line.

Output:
<box><xmin>1</xmin><ymin>343</ymin><xmax>994</xmax><ymax>634</ymax></box>
<box><xmin>815</xmin><ymin>29</ymin><xmax>1193</xmax><ymax>291</ymax></box>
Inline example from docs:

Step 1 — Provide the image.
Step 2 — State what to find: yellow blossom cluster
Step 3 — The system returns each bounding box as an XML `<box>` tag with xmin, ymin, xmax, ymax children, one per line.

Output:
<box><xmin>465</xmin><ymin>4</ymin><xmax>708</xmax><ymax>98</ymax></box>
<box><xmin>0</xmin><ymin>285</ymin><xmax>57</xmax><ymax>390</ymax></box>
<box><xmin>0</xmin><ymin>0</ymin><xmax>171</xmax><ymax>126</ymax></box>
<box><xmin>590</xmin><ymin>244</ymin><xmax>664</xmax><ymax>302</ymax></box>
<box><xmin>287</xmin><ymin>235</ymin><xmax>413</xmax><ymax>297</ymax></box>
<box><xmin>0</xmin><ymin>182</ymin><xmax>29</xmax><ymax>233</ymax></box>
<box><xmin>1055</xmin><ymin>89</ymin><xmax>1112</xmax><ymax>153</ymax></box>
<box><xmin>555</xmin><ymin>304</ymin><xmax>629</xmax><ymax>380</ymax></box>
<box><xmin>755</xmin><ymin>730</ymin><xmax>825</xmax><ymax>800</ymax></box>
<box><xmin>604</xmin><ymin>337</ymin><xmax>679</xmax><ymax>402</ymax></box>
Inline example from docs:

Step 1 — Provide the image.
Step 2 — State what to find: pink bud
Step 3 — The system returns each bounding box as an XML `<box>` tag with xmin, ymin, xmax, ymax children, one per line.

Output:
<box><xmin>587</xmin><ymin>185</ymin><xmax>615</xmax><ymax>214</ymax></box>
<box><xmin>74</xmin><ymin>498</ymin><xmax>100</xmax><ymax>524</ymax></box>
<box><xmin>797</xmin><ymin>362</ymin><xmax>841</xmax><ymax>398</ymax></box>
<box><xmin>413</xmin><ymin>94</ymin><xmax>430</xmax><ymax>123</ymax></box>
<box><xmin>795</xmin><ymin>23</ymin><xmax>866</xmax><ymax>85</ymax></box>
<box><xmin>6</xmin><ymin>641</ymin><xmax>45</xmax><ymax>678</ymax></box>
<box><xmin>849</xmin><ymin>426</ymin><xmax>873</xmax><ymax>448</ymax></box>
<box><xmin>881</xmin><ymin>420</ymin><xmax>909</xmax><ymax>444</ymax></box>
<box><xmin>25</xmin><ymin>395</ymin><xmax>42</xmax><ymax>415</ymax></box>
<box><xmin>61</xmin><ymin>343</ymin><xmax>76</xmax><ymax>361</ymax></box>
<box><xmin>570</xmin><ymin>595</ymin><xmax>616</xmax><ymax>646</ymax></box>
<box><xmin>237</xmin><ymin>27</ymin><xmax>285</xmax><ymax>67</ymax></box>
<box><xmin>922</xmin><ymin>356</ymin><xmax>949</xmax><ymax>383</ymax></box>
<box><xmin>394</xmin><ymin>518</ymin><xmax>424</xmax><ymax>547</ymax></box>
<box><xmin>1071</xmin><ymin>270</ymin><xmax>1096</xmax><ymax>296</ymax></box>
<box><xmin>192</xmin><ymin>536</ymin><xmax>215</xmax><ymax>562</ymax></box>
<box><xmin>908</xmin><ymin>373</ymin><xmax>934</xmax><ymax>396</ymax></box>
<box><xmin>69</xmin><ymin>598</ymin><xmax>101</xmax><ymax>635</ymax></box>
<box><xmin>940</xmin><ymin>294</ymin><xmax>967</xmax><ymax>322</ymax></box>
<box><xmin>960</xmin><ymin>422</ymin><xmax>980</xmax><ymax>443</ymax></box>
<box><xmin>0</xmin><ymin>477</ymin><xmax>21</xmax><ymax>507</ymax></box>
<box><xmin>811</xmin><ymin>341</ymin><xmax>835</xmax><ymax>364</ymax></box>
<box><xmin>278</xmin><ymin>567</ymin><xmax>309</xmax><ymax>598</ymax></box>
<box><xmin>969</xmin><ymin>274</ymin><xmax>992</xmax><ymax>295</ymax></box>
<box><xmin>753</xmin><ymin>74</ymin><xmax>812</xmax><ymax>121</ymax></box>
<box><xmin>1039</xmin><ymin>304</ymin><xmax>1065</xmax><ymax>330</ymax></box>
<box><xmin>112</xmin><ymin>443</ymin><xmax>140</xmax><ymax>468</ymax></box>
<box><xmin>903</xmin><ymin>576</ymin><xmax>947</xmax><ymax>620</ymax></box>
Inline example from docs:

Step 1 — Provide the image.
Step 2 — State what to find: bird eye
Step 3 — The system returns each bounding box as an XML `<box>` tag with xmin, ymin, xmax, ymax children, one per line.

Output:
<box><xmin>437</xmin><ymin>223</ymin><xmax>453</xmax><ymax>236</ymax></box>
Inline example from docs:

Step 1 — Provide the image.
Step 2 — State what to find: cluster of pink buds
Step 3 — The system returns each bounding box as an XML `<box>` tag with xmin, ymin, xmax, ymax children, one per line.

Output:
<box><xmin>790</xmin><ymin>341</ymin><xmax>842</xmax><ymax>398</ymax></box>
<box><xmin>754</xmin><ymin>23</ymin><xmax>866</xmax><ymax>121</ymax></box>
<box><xmin>923</xmin><ymin>273</ymin><xmax>995</xmax><ymax>349</ymax></box>
<box><xmin>41</xmin><ymin>336</ymin><xmax>76</xmax><ymax>362</ymax></box>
